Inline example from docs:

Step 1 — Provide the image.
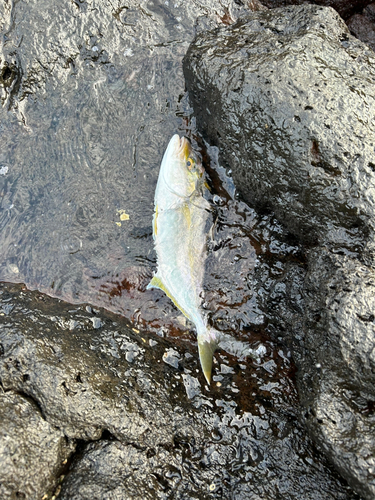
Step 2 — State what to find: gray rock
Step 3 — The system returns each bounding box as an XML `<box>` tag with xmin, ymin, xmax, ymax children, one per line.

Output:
<box><xmin>183</xmin><ymin>4</ymin><xmax>375</xmax><ymax>263</ymax></box>
<box><xmin>0</xmin><ymin>390</ymin><xmax>74</xmax><ymax>499</ymax></box>
<box><xmin>0</xmin><ymin>282</ymin><xmax>356</xmax><ymax>499</ymax></box>
<box><xmin>259</xmin><ymin>0</ymin><xmax>372</xmax><ymax>20</ymax></box>
<box><xmin>0</xmin><ymin>304</ymin><xmax>195</xmax><ymax>446</ymax></box>
<box><xmin>263</xmin><ymin>249</ymin><xmax>375</xmax><ymax>499</ymax></box>
<box><xmin>183</xmin><ymin>4</ymin><xmax>375</xmax><ymax>498</ymax></box>
<box><xmin>298</xmin><ymin>249</ymin><xmax>375</xmax><ymax>499</ymax></box>
<box><xmin>347</xmin><ymin>12</ymin><xmax>375</xmax><ymax>51</ymax></box>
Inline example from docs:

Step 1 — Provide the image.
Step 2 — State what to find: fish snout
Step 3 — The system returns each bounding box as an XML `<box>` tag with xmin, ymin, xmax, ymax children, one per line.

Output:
<box><xmin>177</xmin><ymin>136</ymin><xmax>191</xmax><ymax>159</ymax></box>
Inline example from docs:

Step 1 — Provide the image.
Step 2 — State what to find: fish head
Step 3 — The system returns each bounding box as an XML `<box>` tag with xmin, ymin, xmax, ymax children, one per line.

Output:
<box><xmin>178</xmin><ymin>136</ymin><xmax>204</xmax><ymax>185</ymax></box>
<box><xmin>156</xmin><ymin>135</ymin><xmax>204</xmax><ymax>208</ymax></box>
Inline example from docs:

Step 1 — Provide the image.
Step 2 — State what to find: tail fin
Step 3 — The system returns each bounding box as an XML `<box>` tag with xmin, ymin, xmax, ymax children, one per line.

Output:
<box><xmin>197</xmin><ymin>328</ymin><xmax>220</xmax><ymax>385</ymax></box>
<box><xmin>198</xmin><ymin>330</ymin><xmax>253</xmax><ymax>385</ymax></box>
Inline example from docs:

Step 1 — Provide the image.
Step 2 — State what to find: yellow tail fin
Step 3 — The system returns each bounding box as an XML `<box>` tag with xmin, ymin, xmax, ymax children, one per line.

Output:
<box><xmin>197</xmin><ymin>331</ymin><xmax>219</xmax><ymax>384</ymax></box>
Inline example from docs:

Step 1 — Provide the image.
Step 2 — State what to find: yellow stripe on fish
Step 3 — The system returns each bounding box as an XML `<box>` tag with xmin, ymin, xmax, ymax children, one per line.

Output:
<box><xmin>148</xmin><ymin>275</ymin><xmax>192</xmax><ymax>321</ymax></box>
<box><xmin>153</xmin><ymin>204</ymin><xmax>159</xmax><ymax>237</ymax></box>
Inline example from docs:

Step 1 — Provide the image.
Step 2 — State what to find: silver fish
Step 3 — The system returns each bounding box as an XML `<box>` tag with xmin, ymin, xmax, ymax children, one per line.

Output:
<box><xmin>147</xmin><ymin>134</ymin><xmax>219</xmax><ymax>384</ymax></box>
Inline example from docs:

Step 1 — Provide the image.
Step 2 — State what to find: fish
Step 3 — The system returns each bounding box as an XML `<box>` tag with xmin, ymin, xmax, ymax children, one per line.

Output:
<box><xmin>147</xmin><ymin>134</ymin><xmax>220</xmax><ymax>384</ymax></box>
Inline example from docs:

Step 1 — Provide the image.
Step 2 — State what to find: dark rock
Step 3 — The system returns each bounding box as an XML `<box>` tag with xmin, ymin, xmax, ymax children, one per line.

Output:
<box><xmin>0</xmin><ymin>390</ymin><xmax>74</xmax><ymax>499</ymax></box>
<box><xmin>58</xmin><ymin>436</ymin><xmax>349</xmax><ymax>499</ymax></box>
<box><xmin>259</xmin><ymin>0</ymin><xmax>372</xmax><ymax>20</ymax></box>
<box><xmin>347</xmin><ymin>12</ymin><xmax>375</xmax><ymax>51</ymax></box>
<box><xmin>183</xmin><ymin>4</ymin><xmax>375</xmax><ymax>498</ymax></box>
<box><xmin>364</xmin><ymin>2</ymin><xmax>375</xmax><ymax>20</ymax></box>
<box><xmin>183</xmin><ymin>4</ymin><xmax>375</xmax><ymax>264</ymax></box>
<box><xmin>299</xmin><ymin>249</ymin><xmax>375</xmax><ymax>499</ymax></box>
<box><xmin>253</xmin><ymin>250</ymin><xmax>375</xmax><ymax>499</ymax></box>
<box><xmin>0</xmin><ymin>302</ymin><xmax>193</xmax><ymax>445</ymax></box>
<box><xmin>0</xmin><ymin>282</ymin><xmax>357</xmax><ymax>499</ymax></box>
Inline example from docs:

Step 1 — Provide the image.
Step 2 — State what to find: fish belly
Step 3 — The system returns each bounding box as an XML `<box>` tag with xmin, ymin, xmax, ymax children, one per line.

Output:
<box><xmin>148</xmin><ymin>193</ymin><xmax>220</xmax><ymax>384</ymax></box>
<box><xmin>151</xmin><ymin>199</ymin><xmax>209</xmax><ymax>327</ymax></box>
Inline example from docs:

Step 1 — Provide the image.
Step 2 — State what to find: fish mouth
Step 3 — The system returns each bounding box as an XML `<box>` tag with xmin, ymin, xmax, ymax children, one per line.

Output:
<box><xmin>177</xmin><ymin>136</ymin><xmax>191</xmax><ymax>159</ymax></box>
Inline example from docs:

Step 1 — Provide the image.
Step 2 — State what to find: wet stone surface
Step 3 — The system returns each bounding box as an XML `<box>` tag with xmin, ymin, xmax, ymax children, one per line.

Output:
<box><xmin>183</xmin><ymin>4</ymin><xmax>375</xmax><ymax>499</ymax></box>
<box><xmin>184</xmin><ymin>4</ymin><xmax>375</xmax><ymax>262</ymax></box>
<box><xmin>0</xmin><ymin>1</ymin><xmax>372</xmax><ymax>499</ymax></box>
<box><xmin>0</xmin><ymin>282</ymin><xmax>358</xmax><ymax>499</ymax></box>
<box><xmin>0</xmin><ymin>390</ymin><xmax>74</xmax><ymax>500</ymax></box>
<box><xmin>259</xmin><ymin>0</ymin><xmax>372</xmax><ymax>20</ymax></box>
<box><xmin>298</xmin><ymin>249</ymin><xmax>375</xmax><ymax>498</ymax></box>
<box><xmin>347</xmin><ymin>2</ymin><xmax>375</xmax><ymax>51</ymax></box>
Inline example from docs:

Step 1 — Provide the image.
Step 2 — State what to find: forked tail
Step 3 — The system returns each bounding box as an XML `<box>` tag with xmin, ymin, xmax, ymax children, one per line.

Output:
<box><xmin>197</xmin><ymin>327</ymin><xmax>220</xmax><ymax>385</ymax></box>
<box><xmin>198</xmin><ymin>328</ymin><xmax>253</xmax><ymax>385</ymax></box>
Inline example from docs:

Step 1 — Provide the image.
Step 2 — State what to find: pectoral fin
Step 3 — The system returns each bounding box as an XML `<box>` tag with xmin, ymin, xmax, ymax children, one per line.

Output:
<box><xmin>147</xmin><ymin>275</ymin><xmax>191</xmax><ymax>321</ymax></box>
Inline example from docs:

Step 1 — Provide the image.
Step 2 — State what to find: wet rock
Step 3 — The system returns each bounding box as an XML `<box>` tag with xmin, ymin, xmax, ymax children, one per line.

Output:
<box><xmin>58</xmin><ymin>430</ymin><xmax>354</xmax><ymax>499</ymax></box>
<box><xmin>0</xmin><ymin>282</ymin><xmax>357</xmax><ymax>499</ymax></box>
<box><xmin>0</xmin><ymin>298</ymin><xmax>191</xmax><ymax>445</ymax></box>
<box><xmin>299</xmin><ymin>249</ymin><xmax>375</xmax><ymax>499</ymax></box>
<box><xmin>259</xmin><ymin>249</ymin><xmax>375</xmax><ymax>500</ymax></box>
<box><xmin>364</xmin><ymin>1</ymin><xmax>375</xmax><ymax>20</ymax></box>
<box><xmin>0</xmin><ymin>1</ymin><xmax>369</xmax><ymax>498</ymax></box>
<box><xmin>183</xmin><ymin>4</ymin><xmax>375</xmax><ymax>498</ymax></box>
<box><xmin>248</xmin><ymin>0</ymin><xmax>269</xmax><ymax>12</ymax></box>
<box><xmin>0</xmin><ymin>390</ymin><xmax>74</xmax><ymax>499</ymax></box>
<box><xmin>184</xmin><ymin>4</ymin><xmax>375</xmax><ymax>263</ymax></box>
<box><xmin>257</xmin><ymin>0</ymin><xmax>375</xmax><ymax>48</ymax></box>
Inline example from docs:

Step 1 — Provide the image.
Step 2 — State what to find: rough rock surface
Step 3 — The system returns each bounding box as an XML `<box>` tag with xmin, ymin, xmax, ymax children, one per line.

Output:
<box><xmin>300</xmin><ymin>249</ymin><xmax>375</xmax><ymax>498</ymax></box>
<box><xmin>183</xmin><ymin>4</ymin><xmax>375</xmax><ymax>499</ymax></box>
<box><xmin>262</xmin><ymin>249</ymin><xmax>375</xmax><ymax>499</ymax></box>
<box><xmin>259</xmin><ymin>0</ymin><xmax>372</xmax><ymax>20</ymax></box>
<box><xmin>259</xmin><ymin>0</ymin><xmax>375</xmax><ymax>51</ymax></box>
<box><xmin>347</xmin><ymin>3</ymin><xmax>375</xmax><ymax>51</ymax></box>
<box><xmin>184</xmin><ymin>4</ymin><xmax>375</xmax><ymax>263</ymax></box>
<box><xmin>0</xmin><ymin>390</ymin><xmax>74</xmax><ymax>499</ymax></box>
<box><xmin>0</xmin><ymin>282</ymin><xmax>357</xmax><ymax>499</ymax></box>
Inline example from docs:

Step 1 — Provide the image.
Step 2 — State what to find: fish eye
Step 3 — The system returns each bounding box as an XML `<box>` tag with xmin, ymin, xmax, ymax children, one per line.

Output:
<box><xmin>186</xmin><ymin>157</ymin><xmax>195</xmax><ymax>170</ymax></box>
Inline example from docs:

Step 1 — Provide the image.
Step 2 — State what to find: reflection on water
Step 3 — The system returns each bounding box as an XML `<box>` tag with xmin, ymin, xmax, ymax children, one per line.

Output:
<box><xmin>0</xmin><ymin>0</ymin><xmax>236</xmax><ymax>298</ymax></box>
<box><xmin>0</xmin><ymin>0</ymin><xmax>306</xmax><ymax>366</ymax></box>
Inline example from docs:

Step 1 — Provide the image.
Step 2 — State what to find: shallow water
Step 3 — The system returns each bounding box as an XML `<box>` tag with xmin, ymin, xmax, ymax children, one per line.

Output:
<box><xmin>0</xmin><ymin>0</ymin><xmax>298</xmax><ymax>350</ymax></box>
<box><xmin>0</xmin><ymin>0</ymin><xmax>242</xmax><ymax>299</ymax></box>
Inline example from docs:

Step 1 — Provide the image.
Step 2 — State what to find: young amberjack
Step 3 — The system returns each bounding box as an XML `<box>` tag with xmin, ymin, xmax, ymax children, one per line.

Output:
<box><xmin>147</xmin><ymin>134</ymin><xmax>219</xmax><ymax>384</ymax></box>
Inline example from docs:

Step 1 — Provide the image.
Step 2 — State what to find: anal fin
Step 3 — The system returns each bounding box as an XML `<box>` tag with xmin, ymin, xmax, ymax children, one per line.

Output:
<box><xmin>147</xmin><ymin>275</ymin><xmax>191</xmax><ymax>321</ymax></box>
